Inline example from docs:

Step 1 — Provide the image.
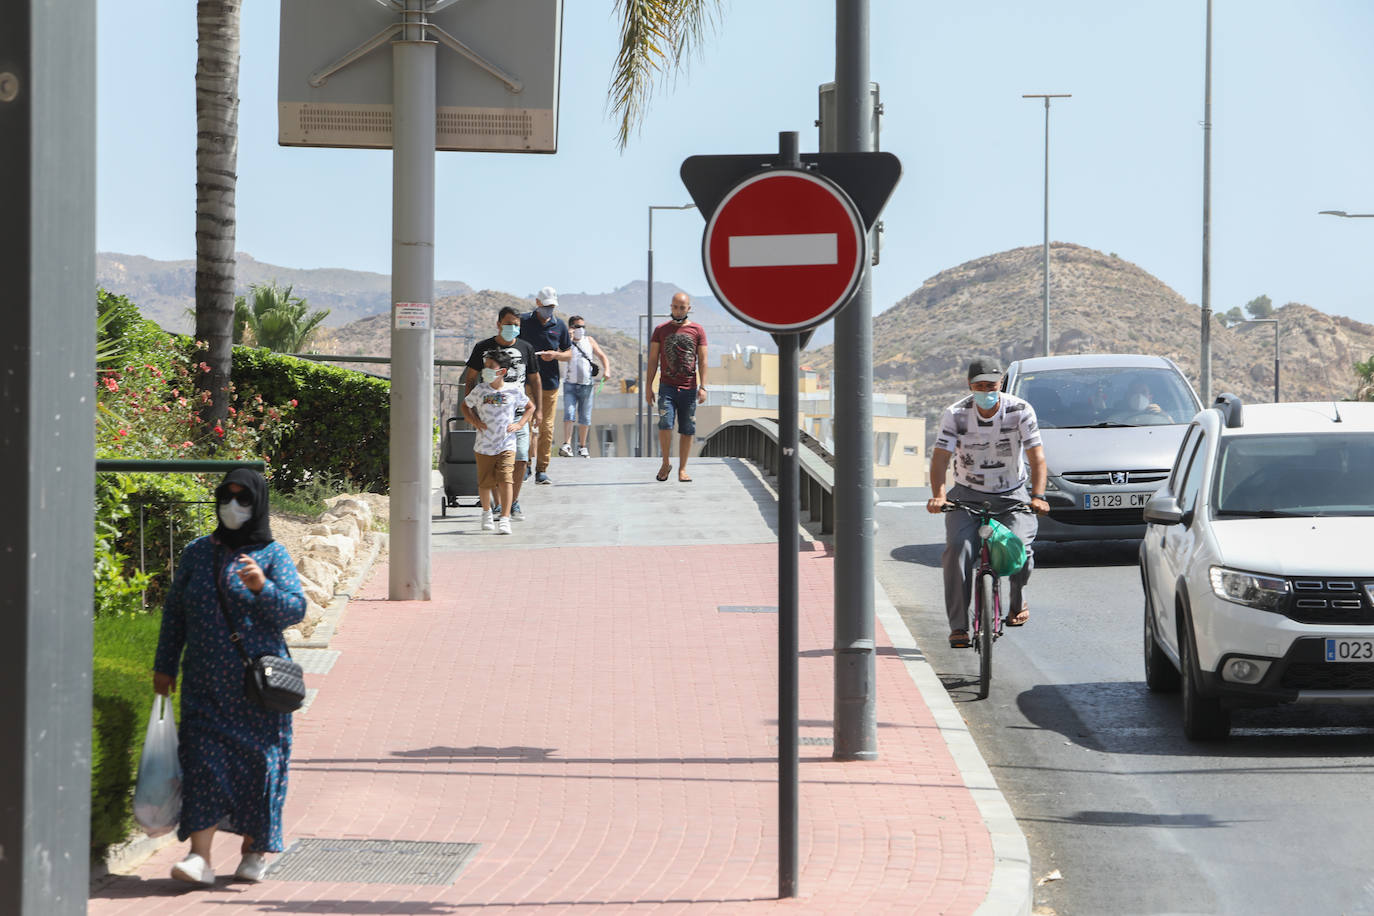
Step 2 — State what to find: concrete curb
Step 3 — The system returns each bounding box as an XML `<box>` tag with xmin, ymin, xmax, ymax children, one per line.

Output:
<box><xmin>91</xmin><ymin>828</ymin><xmax>177</xmax><ymax>882</ymax></box>
<box><xmin>874</xmin><ymin>584</ymin><xmax>1033</xmax><ymax>916</ymax></box>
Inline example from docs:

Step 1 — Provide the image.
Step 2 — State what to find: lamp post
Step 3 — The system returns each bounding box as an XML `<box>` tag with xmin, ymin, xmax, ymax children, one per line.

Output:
<box><xmin>1238</xmin><ymin>318</ymin><xmax>1280</xmax><ymax>402</ymax></box>
<box><xmin>1022</xmin><ymin>92</ymin><xmax>1071</xmax><ymax>357</ymax></box>
<box><xmin>635</xmin><ymin>313</ymin><xmax>647</xmax><ymax>457</ymax></box>
<box><xmin>645</xmin><ymin>203</ymin><xmax>696</xmax><ymax>458</ymax></box>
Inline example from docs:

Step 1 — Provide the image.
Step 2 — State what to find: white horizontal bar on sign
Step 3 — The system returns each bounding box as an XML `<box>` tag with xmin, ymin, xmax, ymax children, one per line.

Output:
<box><xmin>729</xmin><ymin>233</ymin><xmax>838</xmax><ymax>268</ymax></box>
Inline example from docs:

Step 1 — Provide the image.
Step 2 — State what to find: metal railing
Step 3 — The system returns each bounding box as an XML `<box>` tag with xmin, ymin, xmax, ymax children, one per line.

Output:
<box><xmin>701</xmin><ymin>419</ymin><xmax>836</xmax><ymax>534</ymax></box>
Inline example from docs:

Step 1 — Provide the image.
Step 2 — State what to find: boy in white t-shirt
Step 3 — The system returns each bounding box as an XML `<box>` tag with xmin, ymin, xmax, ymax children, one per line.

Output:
<box><xmin>460</xmin><ymin>350</ymin><xmax>532</xmax><ymax>534</ymax></box>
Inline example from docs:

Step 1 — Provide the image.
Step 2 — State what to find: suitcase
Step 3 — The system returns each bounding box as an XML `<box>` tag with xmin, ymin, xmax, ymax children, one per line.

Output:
<box><xmin>438</xmin><ymin>417</ymin><xmax>479</xmax><ymax>515</ymax></box>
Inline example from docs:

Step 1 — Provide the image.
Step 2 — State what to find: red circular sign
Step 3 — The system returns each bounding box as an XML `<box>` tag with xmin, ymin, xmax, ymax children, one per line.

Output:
<box><xmin>702</xmin><ymin>169</ymin><xmax>867</xmax><ymax>332</ymax></box>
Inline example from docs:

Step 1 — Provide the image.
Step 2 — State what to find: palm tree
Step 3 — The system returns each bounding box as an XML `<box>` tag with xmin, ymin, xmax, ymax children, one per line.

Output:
<box><xmin>235</xmin><ymin>281</ymin><xmax>331</xmax><ymax>353</ymax></box>
<box><xmin>1356</xmin><ymin>355</ymin><xmax>1374</xmax><ymax>402</ymax></box>
<box><xmin>609</xmin><ymin>1</ymin><xmax>722</xmax><ymax>149</ymax></box>
<box><xmin>193</xmin><ymin>0</ymin><xmax>241</xmax><ymax>428</ymax></box>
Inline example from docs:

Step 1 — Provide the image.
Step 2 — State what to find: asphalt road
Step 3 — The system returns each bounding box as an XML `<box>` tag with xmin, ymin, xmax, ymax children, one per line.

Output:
<box><xmin>874</xmin><ymin>497</ymin><xmax>1374</xmax><ymax>916</ymax></box>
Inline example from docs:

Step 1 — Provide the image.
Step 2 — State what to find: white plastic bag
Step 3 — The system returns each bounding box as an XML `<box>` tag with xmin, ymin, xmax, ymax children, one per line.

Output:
<box><xmin>132</xmin><ymin>695</ymin><xmax>182</xmax><ymax>837</ymax></box>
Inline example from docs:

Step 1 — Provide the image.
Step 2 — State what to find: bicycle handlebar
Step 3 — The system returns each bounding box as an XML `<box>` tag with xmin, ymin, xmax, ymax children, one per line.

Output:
<box><xmin>938</xmin><ymin>498</ymin><xmax>1035</xmax><ymax>516</ymax></box>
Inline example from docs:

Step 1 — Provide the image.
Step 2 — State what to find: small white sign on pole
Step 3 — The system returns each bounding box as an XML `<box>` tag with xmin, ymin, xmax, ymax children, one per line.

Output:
<box><xmin>278</xmin><ymin>0</ymin><xmax>563</xmax><ymax>153</ymax></box>
<box><xmin>394</xmin><ymin>302</ymin><xmax>432</xmax><ymax>329</ymax></box>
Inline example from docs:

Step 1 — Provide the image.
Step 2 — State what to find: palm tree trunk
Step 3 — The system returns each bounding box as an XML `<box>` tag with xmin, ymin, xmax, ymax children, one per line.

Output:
<box><xmin>194</xmin><ymin>0</ymin><xmax>241</xmax><ymax>427</ymax></box>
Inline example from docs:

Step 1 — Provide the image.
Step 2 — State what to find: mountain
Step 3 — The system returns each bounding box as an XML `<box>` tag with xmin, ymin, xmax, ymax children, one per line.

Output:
<box><xmin>97</xmin><ymin>252</ymin><xmax>473</xmax><ymax>333</ymax></box>
<box><xmin>805</xmin><ymin>243</ymin><xmax>1374</xmax><ymax>445</ymax></box>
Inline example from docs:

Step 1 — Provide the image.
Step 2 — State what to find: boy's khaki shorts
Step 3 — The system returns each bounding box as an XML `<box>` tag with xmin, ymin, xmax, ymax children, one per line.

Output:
<box><xmin>475</xmin><ymin>450</ymin><xmax>515</xmax><ymax>490</ymax></box>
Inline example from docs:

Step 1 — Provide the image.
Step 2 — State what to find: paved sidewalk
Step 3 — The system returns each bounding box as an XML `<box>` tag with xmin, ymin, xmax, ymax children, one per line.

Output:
<box><xmin>89</xmin><ymin>458</ymin><xmax>1029</xmax><ymax>914</ymax></box>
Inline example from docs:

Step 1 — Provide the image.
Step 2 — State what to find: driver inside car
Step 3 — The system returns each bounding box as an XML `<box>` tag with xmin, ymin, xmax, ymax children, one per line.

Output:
<box><xmin>1113</xmin><ymin>379</ymin><xmax>1173</xmax><ymax>423</ymax></box>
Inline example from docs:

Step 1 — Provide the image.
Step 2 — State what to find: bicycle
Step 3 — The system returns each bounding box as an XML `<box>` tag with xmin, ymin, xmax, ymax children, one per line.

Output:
<box><xmin>940</xmin><ymin>498</ymin><xmax>1035</xmax><ymax>699</ymax></box>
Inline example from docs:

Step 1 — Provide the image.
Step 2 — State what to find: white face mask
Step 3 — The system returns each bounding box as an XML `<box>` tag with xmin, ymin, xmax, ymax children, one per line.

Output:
<box><xmin>1129</xmin><ymin>393</ymin><xmax>1149</xmax><ymax>411</ymax></box>
<box><xmin>218</xmin><ymin>500</ymin><xmax>253</xmax><ymax>530</ymax></box>
<box><xmin>571</xmin><ymin>328</ymin><xmax>585</xmax><ymax>341</ymax></box>
<box><xmin>481</xmin><ymin>367</ymin><xmax>502</xmax><ymax>384</ymax></box>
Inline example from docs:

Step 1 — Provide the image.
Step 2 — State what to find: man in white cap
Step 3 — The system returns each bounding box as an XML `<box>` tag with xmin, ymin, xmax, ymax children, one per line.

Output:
<box><xmin>926</xmin><ymin>357</ymin><xmax>1049</xmax><ymax>647</ymax></box>
<box><xmin>518</xmin><ymin>286</ymin><xmax>571</xmax><ymax>484</ymax></box>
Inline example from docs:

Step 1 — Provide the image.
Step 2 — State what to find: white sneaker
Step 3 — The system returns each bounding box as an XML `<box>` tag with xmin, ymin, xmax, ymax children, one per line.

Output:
<box><xmin>497</xmin><ymin>516</ymin><xmax>512</xmax><ymax>535</ymax></box>
<box><xmin>480</xmin><ymin>510</ymin><xmax>495</xmax><ymax>531</ymax></box>
<box><xmin>171</xmin><ymin>853</ymin><xmax>215</xmax><ymax>886</ymax></box>
<box><xmin>578</xmin><ymin>446</ymin><xmax>590</xmax><ymax>457</ymax></box>
<box><xmin>234</xmin><ymin>852</ymin><xmax>268</xmax><ymax>882</ymax></box>
<box><xmin>558</xmin><ymin>442</ymin><xmax>573</xmax><ymax>458</ymax></box>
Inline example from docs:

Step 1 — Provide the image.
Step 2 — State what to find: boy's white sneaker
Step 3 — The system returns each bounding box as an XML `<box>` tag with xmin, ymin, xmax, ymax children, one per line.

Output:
<box><xmin>480</xmin><ymin>510</ymin><xmax>495</xmax><ymax>531</ymax></box>
<box><xmin>171</xmin><ymin>853</ymin><xmax>215</xmax><ymax>886</ymax></box>
<box><xmin>558</xmin><ymin>442</ymin><xmax>573</xmax><ymax>457</ymax></box>
<box><xmin>497</xmin><ymin>516</ymin><xmax>512</xmax><ymax>535</ymax></box>
<box><xmin>578</xmin><ymin>446</ymin><xmax>590</xmax><ymax>457</ymax></box>
<box><xmin>234</xmin><ymin>852</ymin><xmax>269</xmax><ymax>882</ymax></box>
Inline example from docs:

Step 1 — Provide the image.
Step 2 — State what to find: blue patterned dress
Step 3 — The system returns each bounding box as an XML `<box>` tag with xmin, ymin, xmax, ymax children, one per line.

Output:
<box><xmin>154</xmin><ymin>535</ymin><xmax>306</xmax><ymax>852</ymax></box>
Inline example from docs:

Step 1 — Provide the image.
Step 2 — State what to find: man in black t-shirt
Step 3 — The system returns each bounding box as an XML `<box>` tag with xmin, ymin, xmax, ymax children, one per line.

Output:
<box><xmin>463</xmin><ymin>305</ymin><xmax>540</xmax><ymax>519</ymax></box>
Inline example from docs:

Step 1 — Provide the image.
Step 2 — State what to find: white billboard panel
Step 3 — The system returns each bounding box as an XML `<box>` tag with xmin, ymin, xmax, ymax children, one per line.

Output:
<box><xmin>278</xmin><ymin>0</ymin><xmax>562</xmax><ymax>152</ymax></box>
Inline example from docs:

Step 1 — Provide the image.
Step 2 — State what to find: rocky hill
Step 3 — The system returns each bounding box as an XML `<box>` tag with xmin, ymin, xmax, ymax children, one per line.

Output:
<box><xmin>312</xmin><ymin>289</ymin><xmax>641</xmax><ymax>389</ymax></box>
<box><xmin>97</xmin><ymin>252</ymin><xmax>472</xmax><ymax>332</ymax></box>
<box><xmin>806</xmin><ymin>243</ymin><xmax>1374</xmax><ymax>444</ymax></box>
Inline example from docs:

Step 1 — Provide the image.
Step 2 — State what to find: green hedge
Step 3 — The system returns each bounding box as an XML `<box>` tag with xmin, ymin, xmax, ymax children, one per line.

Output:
<box><xmin>92</xmin><ymin>611</ymin><xmax>179</xmax><ymax>858</ymax></box>
<box><xmin>223</xmin><ymin>346</ymin><xmax>391</xmax><ymax>492</ymax></box>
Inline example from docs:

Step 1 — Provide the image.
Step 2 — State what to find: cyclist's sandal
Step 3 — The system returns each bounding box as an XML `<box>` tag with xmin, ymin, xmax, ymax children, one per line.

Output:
<box><xmin>1005</xmin><ymin>604</ymin><xmax>1030</xmax><ymax>627</ymax></box>
<box><xmin>948</xmin><ymin>630</ymin><xmax>971</xmax><ymax>648</ymax></box>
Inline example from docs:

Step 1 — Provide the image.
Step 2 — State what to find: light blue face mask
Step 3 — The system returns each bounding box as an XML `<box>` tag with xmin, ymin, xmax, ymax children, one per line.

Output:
<box><xmin>481</xmin><ymin>367</ymin><xmax>501</xmax><ymax>383</ymax></box>
<box><xmin>973</xmin><ymin>390</ymin><xmax>1000</xmax><ymax>410</ymax></box>
<box><xmin>498</xmin><ymin>324</ymin><xmax>518</xmax><ymax>343</ymax></box>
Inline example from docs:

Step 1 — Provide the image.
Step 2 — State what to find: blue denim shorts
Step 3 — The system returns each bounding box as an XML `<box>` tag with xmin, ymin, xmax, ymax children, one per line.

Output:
<box><xmin>562</xmin><ymin>381</ymin><xmax>595</xmax><ymax>426</ymax></box>
<box><xmin>657</xmin><ymin>386</ymin><xmax>697</xmax><ymax>435</ymax></box>
<box><xmin>514</xmin><ymin>417</ymin><xmax>530</xmax><ymax>463</ymax></box>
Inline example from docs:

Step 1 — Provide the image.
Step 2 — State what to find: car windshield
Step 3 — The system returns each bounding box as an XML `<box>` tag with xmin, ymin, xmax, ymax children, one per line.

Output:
<box><xmin>1213</xmin><ymin>433</ymin><xmax>1374</xmax><ymax>517</ymax></box>
<box><xmin>1011</xmin><ymin>366</ymin><xmax>1197</xmax><ymax>429</ymax></box>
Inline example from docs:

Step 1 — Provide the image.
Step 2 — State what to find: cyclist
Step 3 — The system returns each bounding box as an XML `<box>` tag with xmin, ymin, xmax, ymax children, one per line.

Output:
<box><xmin>926</xmin><ymin>358</ymin><xmax>1049</xmax><ymax>647</ymax></box>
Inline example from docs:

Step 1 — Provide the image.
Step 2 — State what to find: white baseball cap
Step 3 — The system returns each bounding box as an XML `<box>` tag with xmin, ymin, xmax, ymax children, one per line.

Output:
<box><xmin>535</xmin><ymin>286</ymin><xmax>558</xmax><ymax>308</ymax></box>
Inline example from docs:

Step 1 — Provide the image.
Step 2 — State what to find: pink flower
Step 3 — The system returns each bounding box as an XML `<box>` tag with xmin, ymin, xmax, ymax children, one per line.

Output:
<box><xmin>213</xmin><ymin>425</ymin><xmax>224</xmax><ymax>437</ymax></box>
<box><xmin>289</xmin><ymin>399</ymin><xmax>298</xmax><ymax>407</ymax></box>
<box><xmin>180</xmin><ymin>441</ymin><xmax>193</xmax><ymax>449</ymax></box>
<box><xmin>117</xmin><ymin>428</ymin><xmax>128</xmax><ymax>437</ymax></box>
<box><xmin>226</xmin><ymin>406</ymin><xmax>237</xmax><ymax>416</ymax></box>
<box><xmin>102</xmin><ymin>377</ymin><xmax>119</xmax><ymax>392</ymax></box>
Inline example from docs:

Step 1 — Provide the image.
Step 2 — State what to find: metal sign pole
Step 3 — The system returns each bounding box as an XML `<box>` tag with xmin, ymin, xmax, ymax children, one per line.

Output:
<box><xmin>388</xmin><ymin>4</ymin><xmax>436</xmax><ymax>600</ymax></box>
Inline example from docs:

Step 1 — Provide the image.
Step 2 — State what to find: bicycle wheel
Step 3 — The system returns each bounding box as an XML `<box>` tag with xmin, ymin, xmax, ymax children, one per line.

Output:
<box><xmin>976</xmin><ymin>573</ymin><xmax>995</xmax><ymax>699</ymax></box>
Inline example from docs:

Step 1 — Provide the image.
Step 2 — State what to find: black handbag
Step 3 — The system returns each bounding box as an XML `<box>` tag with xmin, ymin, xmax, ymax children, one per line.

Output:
<box><xmin>215</xmin><ymin>548</ymin><xmax>306</xmax><ymax>714</ymax></box>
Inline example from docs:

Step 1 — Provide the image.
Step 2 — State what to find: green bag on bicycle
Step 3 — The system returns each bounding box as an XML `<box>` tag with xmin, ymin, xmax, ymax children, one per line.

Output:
<box><xmin>985</xmin><ymin>518</ymin><xmax>1027</xmax><ymax>577</ymax></box>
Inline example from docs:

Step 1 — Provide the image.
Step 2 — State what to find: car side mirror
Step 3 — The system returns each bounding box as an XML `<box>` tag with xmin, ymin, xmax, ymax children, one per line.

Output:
<box><xmin>1143</xmin><ymin>494</ymin><xmax>1184</xmax><ymax>526</ymax></box>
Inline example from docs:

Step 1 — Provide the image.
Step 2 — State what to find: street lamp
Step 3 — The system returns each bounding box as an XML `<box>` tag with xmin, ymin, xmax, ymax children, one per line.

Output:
<box><xmin>645</xmin><ymin>202</ymin><xmax>697</xmax><ymax>458</ymax></box>
<box><xmin>635</xmin><ymin>313</ymin><xmax>647</xmax><ymax>457</ymax></box>
<box><xmin>1238</xmin><ymin>318</ymin><xmax>1279</xmax><ymax>402</ymax></box>
<box><xmin>1320</xmin><ymin>210</ymin><xmax>1374</xmax><ymax>218</ymax></box>
<box><xmin>1023</xmin><ymin>92</ymin><xmax>1071</xmax><ymax>357</ymax></box>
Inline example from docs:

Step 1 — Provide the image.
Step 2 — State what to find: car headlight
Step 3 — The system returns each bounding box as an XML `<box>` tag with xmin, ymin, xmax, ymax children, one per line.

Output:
<box><xmin>1043</xmin><ymin>477</ymin><xmax>1061</xmax><ymax>492</ymax></box>
<box><xmin>1209</xmin><ymin>567</ymin><xmax>1289</xmax><ymax>611</ymax></box>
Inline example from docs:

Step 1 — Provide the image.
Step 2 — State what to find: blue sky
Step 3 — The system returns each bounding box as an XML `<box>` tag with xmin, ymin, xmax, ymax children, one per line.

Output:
<box><xmin>98</xmin><ymin>1</ymin><xmax>1374</xmax><ymax>331</ymax></box>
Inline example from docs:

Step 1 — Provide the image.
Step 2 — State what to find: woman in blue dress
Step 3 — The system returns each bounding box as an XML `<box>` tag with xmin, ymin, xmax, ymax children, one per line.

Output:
<box><xmin>153</xmin><ymin>468</ymin><xmax>306</xmax><ymax>886</ymax></box>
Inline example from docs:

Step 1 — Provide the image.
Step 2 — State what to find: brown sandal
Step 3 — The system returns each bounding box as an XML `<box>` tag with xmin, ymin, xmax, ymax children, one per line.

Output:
<box><xmin>1005</xmin><ymin>606</ymin><xmax>1029</xmax><ymax>626</ymax></box>
<box><xmin>656</xmin><ymin>465</ymin><xmax>671</xmax><ymax>482</ymax></box>
<box><xmin>948</xmin><ymin>630</ymin><xmax>971</xmax><ymax>648</ymax></box>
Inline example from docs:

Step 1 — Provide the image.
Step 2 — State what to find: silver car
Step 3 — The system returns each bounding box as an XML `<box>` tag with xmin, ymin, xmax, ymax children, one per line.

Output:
<box><xmin>1004</xmin><ymin>354</ymin><xmax>1201</xmax><ymax>541</ymax></box>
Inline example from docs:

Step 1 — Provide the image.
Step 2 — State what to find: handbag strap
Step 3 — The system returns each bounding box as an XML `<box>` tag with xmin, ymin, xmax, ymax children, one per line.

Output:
<box><xmin>214</xmin><ymin>546</ymin><xmax>256</xmax><ymax>669</ymax></box>
<box><xmin>573</xmin><ymin>340</ymin><xmax>596</xmax><ymax>368</ymax></box>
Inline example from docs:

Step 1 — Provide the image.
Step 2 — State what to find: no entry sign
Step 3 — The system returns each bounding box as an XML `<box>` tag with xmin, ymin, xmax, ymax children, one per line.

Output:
<box><xmin>702</xmin><ymin>169</ymin><xmax>867</xmax><ymax>333</ymax></box>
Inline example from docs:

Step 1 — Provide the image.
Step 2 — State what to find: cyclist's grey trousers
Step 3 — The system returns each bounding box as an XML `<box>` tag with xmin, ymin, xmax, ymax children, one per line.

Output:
<box><xmin>942</xmin><ymin>483</ymin><xmax>1038</xmax><ymax>633</ymax></box>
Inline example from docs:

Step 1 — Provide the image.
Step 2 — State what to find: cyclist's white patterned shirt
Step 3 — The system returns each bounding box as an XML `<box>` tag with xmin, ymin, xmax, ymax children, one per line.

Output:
<box><xmin>934</xmin><ymin>393</ymin><xmax>1043</xmax><ymax>493</ymax></box>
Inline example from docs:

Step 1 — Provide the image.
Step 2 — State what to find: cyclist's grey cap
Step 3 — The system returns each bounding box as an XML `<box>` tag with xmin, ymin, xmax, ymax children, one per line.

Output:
<box><xmin>967</xmin><ymin>358</ymin><xmax>1003</xmax><ymax>384</ymax></box>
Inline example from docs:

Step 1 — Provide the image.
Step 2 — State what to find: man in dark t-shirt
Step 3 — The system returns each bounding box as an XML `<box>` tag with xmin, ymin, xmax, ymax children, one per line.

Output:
<box><xmin>463</xmin><ymin>306</ymin><xmax>540</xmax><ymax>518</ymax></box>
<box><xmin>645</xmin><ymin>292</ymin><xmax>708</xmax><ymax>483</ymax></box>
<box><xmin>518</xmin><ymin>286</ymin><xmax>571</xmax><ymax>485</ymax></box>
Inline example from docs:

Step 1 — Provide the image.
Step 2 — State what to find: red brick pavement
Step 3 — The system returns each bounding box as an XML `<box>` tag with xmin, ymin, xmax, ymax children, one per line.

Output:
<box><xmin>90</xmin><ymin>542</ymin><xmax>996</xmax><ymax>914</ymax></box>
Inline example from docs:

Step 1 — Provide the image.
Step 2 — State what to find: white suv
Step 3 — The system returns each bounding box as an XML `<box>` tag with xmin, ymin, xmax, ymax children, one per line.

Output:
<box><xmin>1139</xmin><ymin>395</ymin><xmax>1374</xmax><ymax>740</ymax></box>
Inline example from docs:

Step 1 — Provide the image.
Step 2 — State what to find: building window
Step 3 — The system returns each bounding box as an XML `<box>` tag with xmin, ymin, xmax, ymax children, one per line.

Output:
<box><xmin>875</xmin><ymin>432</ymin><xmax>897</xmax><ymax>467</ymax></box>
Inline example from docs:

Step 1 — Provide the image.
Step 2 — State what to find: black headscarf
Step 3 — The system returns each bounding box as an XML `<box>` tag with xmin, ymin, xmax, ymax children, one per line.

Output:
<box><xmin>213</xmin><ymin>468</ymin><xmax>274</xmax><ymax>548</ymax></box>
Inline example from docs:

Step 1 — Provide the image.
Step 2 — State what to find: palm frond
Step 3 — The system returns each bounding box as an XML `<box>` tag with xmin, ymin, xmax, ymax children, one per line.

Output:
<box><xmin>609</xmin><ymin>0</ymin><xmax>721</xmax><ymax>150</ymax></box>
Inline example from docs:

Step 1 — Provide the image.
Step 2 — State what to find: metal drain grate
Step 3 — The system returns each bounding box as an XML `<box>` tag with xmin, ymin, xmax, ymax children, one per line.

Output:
<box><xmin>768</xmin><ymin>735</ymin><xmax>834</xmax><ymax>746</ymax></box>
<box><xmin>719</xmin><ymin>605</ymin><xmax>778</xmax><ymax>613</ymax></box>
<box><xmin>293</xmin><ymin>649</ymin><xmax>341</xmax><ymax>674</ymax></box>
<box><xmin>266</xmin><ymin>838</ymin><xmax>479</xmax><ymax>885</ymax></box>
